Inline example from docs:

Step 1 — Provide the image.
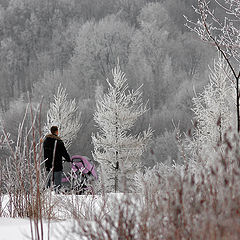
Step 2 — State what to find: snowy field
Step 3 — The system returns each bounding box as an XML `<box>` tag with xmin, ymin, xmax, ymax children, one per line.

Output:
<box><xmin>0</xmin><ymin>193</ymin><xmax>77</xmax><ymax>240</ymax></box>
<box><xmin>0</xmin><ymin>193</ymin><xmax>127</xmax><ymax>240</ymax></box>
<box><xmin>0</xmin><ymin>217</ymin><xmax>32</xmax><ymax>240</ymax></box>
<box><xmin>0</xmin><ymin>217</ymin><xmax>74</xmax><ymax>240</ymax></box>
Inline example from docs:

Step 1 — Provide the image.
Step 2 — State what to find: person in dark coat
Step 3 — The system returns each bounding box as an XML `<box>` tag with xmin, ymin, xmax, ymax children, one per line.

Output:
<box><xmin>43</xmin><ymin>126</ymin><xmax>71</xmax><ymax>192</ymax></box>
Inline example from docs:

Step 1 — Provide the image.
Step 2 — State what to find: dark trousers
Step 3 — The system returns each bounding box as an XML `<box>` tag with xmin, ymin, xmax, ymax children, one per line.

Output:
<box><xmin>46</xmin><ymin>170</ymin><xmax>62</xmax><ymax>193</ymax></box>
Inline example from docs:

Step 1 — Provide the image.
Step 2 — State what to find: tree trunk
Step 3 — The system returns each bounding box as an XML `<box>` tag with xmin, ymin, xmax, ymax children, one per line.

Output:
<box><xmin>114</xmin><ymin>110</ymin><xmax>119</xmax><ymax>193</ymax></box>
<box><xmin>237</xmin><ymin>75</ymin><xmax>240</xmax><ymax>132</ymax></box>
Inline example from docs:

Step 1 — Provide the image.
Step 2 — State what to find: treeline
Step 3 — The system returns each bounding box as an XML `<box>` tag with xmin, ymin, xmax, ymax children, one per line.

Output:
<box><xmin>0</xmin><ymin>0</ymin><xmax>217</xmax><ymax>163</ymax></box>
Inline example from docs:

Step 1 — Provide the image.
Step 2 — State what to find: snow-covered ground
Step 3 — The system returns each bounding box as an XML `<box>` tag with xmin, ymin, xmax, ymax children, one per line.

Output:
<box><xmin>0</xmin><ymin>217</ymin><xmax>74</xmax><ymax>240</ymax></box>
<box><xmin>0</xmin><ymin>193</ymin><xmax>127</xmax><ymax>240</ymax></box>
<box><xmin>0</xmin><ymin>194</ymin><xmax>85</xmax><ymax>240</ymax></box>
<box><xmin>0</xmin><ymin>217</ymin><xmax>30</xmax><ymax>240</ymax></box>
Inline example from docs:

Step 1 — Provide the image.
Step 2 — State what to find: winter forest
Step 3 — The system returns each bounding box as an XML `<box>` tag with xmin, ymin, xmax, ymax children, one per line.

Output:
<box><xmin>0</xmin><ymin>0</ymin><xmax>240</xmax><ymax>239</ymax></box>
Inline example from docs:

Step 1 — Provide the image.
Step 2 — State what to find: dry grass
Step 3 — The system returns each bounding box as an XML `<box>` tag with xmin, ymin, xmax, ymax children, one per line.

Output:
<box><xmin>61</xmin><ymin>130</ymin><xmax>240</xmax><ymax>240</ymax></box>
<box><xmin>0</xmin><ymin>99</ymin><xmax>57</xmax><ymax>240</ymax></box>
<box><xmin>1</xmin><ymin>101</ymin><xmax>240</xmax><ymax>239</ymax></box>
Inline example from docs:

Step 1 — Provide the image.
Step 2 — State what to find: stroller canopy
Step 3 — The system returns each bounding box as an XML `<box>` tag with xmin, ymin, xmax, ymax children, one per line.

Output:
<box><xmin>71</xmin><ymin>155</ymin><xmax>97</xmax><ymax>179</ymax></box>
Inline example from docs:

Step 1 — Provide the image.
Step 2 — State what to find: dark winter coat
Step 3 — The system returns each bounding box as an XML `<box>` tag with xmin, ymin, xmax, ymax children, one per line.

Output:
<box><xmin>43</xmin><ymin>134</ymin><xmax>71</xmax><ymax>171</ymax></box>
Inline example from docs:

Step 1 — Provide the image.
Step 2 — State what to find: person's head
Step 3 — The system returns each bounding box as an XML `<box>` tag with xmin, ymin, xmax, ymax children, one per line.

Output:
<box><xmin>50</xmin><ymin>126</ymin><xmax>58</xmax><ymax>136</ymax></box>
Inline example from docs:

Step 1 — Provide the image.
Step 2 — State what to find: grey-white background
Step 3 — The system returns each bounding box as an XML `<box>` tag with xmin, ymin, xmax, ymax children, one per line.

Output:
<box><xmin>0</xmin><ymin>0</ymin><xmax>220</xmax><ymax>167</ymax></box>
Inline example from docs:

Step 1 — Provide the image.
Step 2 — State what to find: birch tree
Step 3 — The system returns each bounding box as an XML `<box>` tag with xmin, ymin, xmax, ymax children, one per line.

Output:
<box><xmin>44</xmin><ymin>84</ymin><xmax>81</xmax><ymax>149</ymax></box>
<box><xmin>92</xmin><ymin>63</ymin><xmax>152</xmax><ymax>193</ymax></box>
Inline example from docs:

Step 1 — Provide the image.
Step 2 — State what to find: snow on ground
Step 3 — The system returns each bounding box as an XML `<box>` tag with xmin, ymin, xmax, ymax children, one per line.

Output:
<box><xmin>0</xmin><ymin>217</ymin><xmax>79</xmax><ymax>240</ymax></box>
<box><xmin>0</xmin><ymin>217</ymin><xmax>30</xmax><ymax>240</ymax></box>
<box><xmin>0</xmin><ymin>217</ymin><xmax>70</xmax><ymax>240</ymax></box>
<box><xmin>0</xmin><ymin>193</ymin><xmax>128</xmax><ymax>240</ymax></box>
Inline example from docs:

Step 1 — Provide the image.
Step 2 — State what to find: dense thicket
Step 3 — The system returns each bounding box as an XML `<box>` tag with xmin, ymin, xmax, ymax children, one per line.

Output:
<box><xmin>0</xmin><ymin>0</ymin><xmax>217</xmax><ymax>164</ymax></box>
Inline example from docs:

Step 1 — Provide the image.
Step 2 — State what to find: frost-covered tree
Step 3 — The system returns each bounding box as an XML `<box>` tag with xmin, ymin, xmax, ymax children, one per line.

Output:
<box><xmin>185</xmin><ymin>0</ymin><xmax>240</xmax><ymax>131</ymax></box>
<box><xmin>186</xmin><ymin>55</ymin><xmax>235</xmax><ymax>160</ymax></box>
<box><xmin>70</xmin><ymin>15</ymin><xmax>134</xmax><ymax>99</ymax></box>
<box><xmin>44</xmin><ymin>84</ymin><xmax>81</xmax><ymax>149</ymax></box>
<box><xmin>92</xmin><ymin>63</ymin><xmax>152</xmax><ymax>193</ymax></box>
<box><xmin>128</xmin><ymin>3</ymin><xmax>171</xmax><ymax>110</ymax></box>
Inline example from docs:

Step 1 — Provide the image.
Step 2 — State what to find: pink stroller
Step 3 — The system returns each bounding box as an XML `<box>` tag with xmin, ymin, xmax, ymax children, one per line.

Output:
<box><xmin>62</xmin><ymin>155</ymin><xmax>97</xmax><ymax>194</ymax></box>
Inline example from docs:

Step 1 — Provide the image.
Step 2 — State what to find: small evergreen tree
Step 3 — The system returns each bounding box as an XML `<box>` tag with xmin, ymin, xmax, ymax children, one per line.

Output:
<box><xmin>92</xmin><ymin>63</ymin><xmax>152</xmax><ymax>193</ymax></box>
<box><xmin>44</xmin><ymin>84</ymin><xmax>81</xmax><ymax>149</ymax></box>
<box><xmin>186</xmin><ymin>55</ymin><xmax>235</xmax><ymax>161</ymax></box>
